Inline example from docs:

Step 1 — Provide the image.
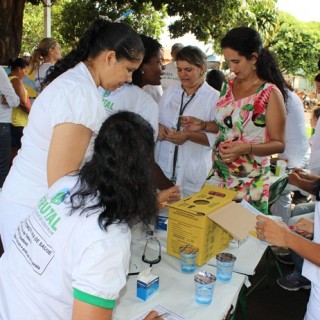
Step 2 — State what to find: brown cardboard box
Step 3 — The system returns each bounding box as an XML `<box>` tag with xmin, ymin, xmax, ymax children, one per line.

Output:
<box><xmin>207</xmin><ymin>201</ymin><xmax>258</xmax><ymax>241</ymax></box>
<box><xmin>166</xmin><ymin>185</ymin><xmax>236</xmax><ymax>266</ymax></box>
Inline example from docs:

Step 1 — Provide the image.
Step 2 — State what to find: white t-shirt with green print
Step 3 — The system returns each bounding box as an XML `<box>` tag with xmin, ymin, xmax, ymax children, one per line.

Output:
<box><xmin>0</xmin><ymin>175</ymin><xmax>131</xmax><ymax>320</ymax></box>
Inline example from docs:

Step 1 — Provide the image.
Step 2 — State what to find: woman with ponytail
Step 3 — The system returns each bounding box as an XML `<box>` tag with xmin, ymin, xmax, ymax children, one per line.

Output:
<box><xmin>29</xmin><ymin>37</ymin><xmax>62</xmax><ymax>95</ymax></box>
<box><xmin>181</xmin><ymin>27</ymin><xmax>286</xmax><ymax>213</ymax></box>
<box><xmin>0</xmin><ymin>19</ymin><xmax>145</xmax><ymax>250</ymax></box>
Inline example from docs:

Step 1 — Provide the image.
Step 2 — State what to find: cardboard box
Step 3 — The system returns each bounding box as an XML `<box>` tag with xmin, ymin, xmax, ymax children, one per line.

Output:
<box><xmin>207</xmin><ymin>200</ymin><xmax>259</xmax><ymax>241</ymax></box>
<box><xmin>137</xmin><ymin>268</ymin><xmax>159</xmax><ymax>301</ymax></box>
<box><xmin>166</xmin><ymin>184</ymin><xmax>236</xmax><ymax>266</ymax></box>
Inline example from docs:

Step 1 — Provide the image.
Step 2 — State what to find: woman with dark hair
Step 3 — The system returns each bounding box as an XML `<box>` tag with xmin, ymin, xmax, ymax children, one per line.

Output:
<box><xmin>0</xmin><ymin>19</ymin><xmax>145</xmax><ymax>250</ymax></box>
<box><xmin>181</xmin><ymin>27</ymin><xmax>286</xmax><ymax>213</ymax></box>
<box><xmin>101</xmin><ymin>34</ymin><xmax>163</xmax><ymax>140</ymax></box>
<box><xmin>0</xmin><ymin>111</ymin><xmax>163</xmax><ymax>320</ymax></box>
<box><xmin>8</xmin><ymin>58</ymin><xmax>32</xmax><ymax>158</ymax></box>
<box><xmin>206</xmin><ymin>69</ymin><xmax>226</xmax><ymax>92</ymax></box>
<box><xmin>134</xmin><ymin>34</ymin><xmax>164</xmax><ymax>103</ymax></box>
<box><xmin>101</xmin><ymin>34</ymin><xmax>174</xmax><ymax>190</ymax></box>
<box><xmin>156</xmin><ymin>45</ymin><xmax>220</xmax><ymax>196</ymax></box>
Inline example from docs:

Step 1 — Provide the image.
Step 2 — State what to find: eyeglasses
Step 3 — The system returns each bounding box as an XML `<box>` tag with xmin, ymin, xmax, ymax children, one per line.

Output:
<box><xmin>128</xmin><ymin>237</ymin><xmax>162</xmax><ymax>276</ymax></box>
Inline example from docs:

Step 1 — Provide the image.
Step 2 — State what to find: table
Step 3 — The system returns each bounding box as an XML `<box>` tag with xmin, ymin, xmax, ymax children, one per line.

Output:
<box><xmin>130</xmin><ymin>223</ymin><xmax>268</xmax><ymax>277</ymax></box>
<box><xmin>206</xmin><ymin>236</ymin><xmax>268</xmax><ymax>276</ymax></box>
<box><xmin>113</xmin><ymin>240</ymin><xmax>246</xmax><ymax>320</ymax></box>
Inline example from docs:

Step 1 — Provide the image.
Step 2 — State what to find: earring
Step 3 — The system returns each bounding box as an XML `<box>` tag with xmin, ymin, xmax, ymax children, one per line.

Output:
<box><xmin>141</xmin><ymin>70</ymin><xmax>144</xmax><ymax>75</ymax></box>
<box><xmin>200</xmin><ymin>72</ymin><xmax>203</xmax><ymax>76</ymax></box>
<box><xmin>252</xmin><ymin>65</ymin><xmax>256</xmax><ymax>70</ymax></box>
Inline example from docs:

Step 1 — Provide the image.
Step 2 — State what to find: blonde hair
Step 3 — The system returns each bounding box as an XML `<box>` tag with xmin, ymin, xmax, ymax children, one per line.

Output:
<box><xmin>29</xmin><ymin>37</ymin><xmax>59</xmax><ymax>74</ymax></box>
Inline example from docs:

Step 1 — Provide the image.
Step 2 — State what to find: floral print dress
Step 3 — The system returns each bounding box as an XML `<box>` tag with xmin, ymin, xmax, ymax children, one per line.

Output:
<box><xmin>208</xmin><ymin>78</ymin><xmax>279</xmax><ymax>214</ymax></box>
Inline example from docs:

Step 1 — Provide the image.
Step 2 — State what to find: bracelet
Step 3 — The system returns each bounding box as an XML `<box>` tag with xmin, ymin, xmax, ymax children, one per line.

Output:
<box><xmin>249</xmin><ymin>144</ymin><xmax>253</xmax><ymax>154</ymax></box>
<box><xmin>201</xmin><ymin>121</ymin><xmax>207</xmax><ymax>130</ymax></box>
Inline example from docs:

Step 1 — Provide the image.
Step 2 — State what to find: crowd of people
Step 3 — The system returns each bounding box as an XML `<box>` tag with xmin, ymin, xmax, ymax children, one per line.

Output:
<box><xmin>0</xmin><ymin>17</ymin><xmax>319</xmax><ymax>320</ymax></box>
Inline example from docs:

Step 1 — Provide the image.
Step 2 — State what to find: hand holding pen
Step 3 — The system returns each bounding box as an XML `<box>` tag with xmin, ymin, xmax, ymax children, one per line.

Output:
<box><xmin>143</xmin><ymin>310</ymin><xmax>168</xmax><ymax>320</ymax></box>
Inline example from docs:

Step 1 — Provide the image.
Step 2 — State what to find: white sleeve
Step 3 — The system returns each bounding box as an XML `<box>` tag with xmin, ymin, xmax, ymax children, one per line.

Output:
<box><xmin>72</xmin><ymin>228</ymin><xmax>131</xmax><ymax>302</ymax></box>
<box><xmin>49</xmin><ymin>84</ymin><xmax>105</xmax><ymax>134</ymax></box>
<box><xmin>0</xmin><ymin>67</ymin><xmax>20</xmax><ymax>107</ymax></box>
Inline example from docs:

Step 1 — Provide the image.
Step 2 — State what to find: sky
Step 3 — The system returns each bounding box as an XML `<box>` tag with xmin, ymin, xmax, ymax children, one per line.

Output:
<box><xmin>276</xmin><ymin>0</ymin><xmax>320</xmax><ymax>22</ymax></box>
<box><xmin>160</xmin><ymin>0</ymin><xmax>320</xmax><ymax>52</ymax></box>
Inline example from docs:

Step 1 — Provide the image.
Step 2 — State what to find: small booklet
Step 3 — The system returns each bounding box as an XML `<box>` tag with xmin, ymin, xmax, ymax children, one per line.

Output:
<box><xmin>130</xmin><ymin>304</ymin><xmax>186</xmax><ymax>320</ymax></box>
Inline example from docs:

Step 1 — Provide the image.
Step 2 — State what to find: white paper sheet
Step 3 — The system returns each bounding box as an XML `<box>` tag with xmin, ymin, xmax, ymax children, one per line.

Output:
<box><xmin>130</xmin><ymin>304</ymin><xmax>186</xmax><ymax>320</ymax></box>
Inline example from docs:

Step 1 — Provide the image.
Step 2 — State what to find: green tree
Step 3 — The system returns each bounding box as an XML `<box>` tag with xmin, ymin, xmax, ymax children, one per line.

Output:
<box><xmin>1</xmin><ymin>0</ymin><xmax>278</xmax><ymax>64</ymax></box>
<box><xmin>269</xmin><ymin>12</ymin><xmax>320</xmax><ymax>77</ymax></box>
<box><xmin>58</xmin><ymin>0</ymin><xmax>167</xmax><ymax>50</ymax></box>
<box><xmin>128</xmin><ymin>0</ymin><xmax>279</xmax><ymax>46</ymax></box>
<box><xmin>21</xmin><ymin>3</ymin><xmax>44</xmax><ymax>54</ymax></box>
<box><xmin>21</xmin><ymin>0</ymin><xmax>69</xmax><ymax>56</ymax></box>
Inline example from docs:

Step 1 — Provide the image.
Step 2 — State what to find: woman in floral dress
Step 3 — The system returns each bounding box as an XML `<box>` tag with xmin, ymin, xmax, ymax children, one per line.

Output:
<box><xmin>181</xmin><ymin>27</ymin><xmax>287</xmax><ymax>213</ymax></box>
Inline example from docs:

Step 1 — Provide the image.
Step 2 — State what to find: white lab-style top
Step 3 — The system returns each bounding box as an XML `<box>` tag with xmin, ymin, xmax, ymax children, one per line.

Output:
<box><xmin>156</xmin><ymin>81</ymin><xmax>219</xmax><ymax>195</ymax></box>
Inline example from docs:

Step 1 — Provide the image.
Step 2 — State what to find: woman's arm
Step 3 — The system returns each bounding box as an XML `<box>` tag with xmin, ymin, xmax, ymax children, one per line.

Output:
<box><xmin>256</xmin><ymin>215</ymin><xmax>320</xmax><ymax>267</ymax></box>
<box><xmin>253</xmin><ymin>88</ymin><xmax>286</xmax><ymax>156</ymax></box>
<box><xmin>219</xmin><ymin>89</ymin><xmax>286</xmax><ymax>161</ymax></box>
<box><xmin>0</xmin><ymin>68</ymin><xmax>20</xmax><ymax>107</ymax></box>
<box><xmin>288</xmin><ymin>170</ymin><xmax>320</xmax><ymax>196</ymax></box>
<box><xmin>47</xmin><ymin>123</ymin><xmax>93</xmax><ymax>187</ymax></box>
<box><xmin>165</xmin><ymin>130</ymin><xmax>210</xmax><ymax>146</ymax></box>
<box><xmin>11</xmin><ymin>78</ymin><xmax>31</xmax><ymax>113</ymax></box>
<box><xmin>180</xmin><ymin>116</ymin><xmax>219</xmax><ymax>133</ymax></box>
<box><xmin>153</xmin><ymin>161</ymin><xmax>175</xmax><ymax>190</ymax></box>
<box><xmin>72</xmin><ymin>299</ymin><xmax>163</xmax><ymax>320</ymax></box>
<box><xmin>72</xmin><ymin>299</ymin><xmax>112</xmax><ymax>320</ymax></box>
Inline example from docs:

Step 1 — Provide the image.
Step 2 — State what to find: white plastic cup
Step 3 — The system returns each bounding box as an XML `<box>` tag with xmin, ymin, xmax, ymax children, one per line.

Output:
<box><xmin>194</xmin><ymin>271</ymin><xmax>216</xmax><ymax>305</ymax></box>
<box><xmin>216</xmin><ymin>253</ymin><xmax>237</xmax><ymax>282</ymax></box>
<box><xmin>179</xmin><ymin>244</ymin><xmax>198</xmax><ymax>273</ymax></box>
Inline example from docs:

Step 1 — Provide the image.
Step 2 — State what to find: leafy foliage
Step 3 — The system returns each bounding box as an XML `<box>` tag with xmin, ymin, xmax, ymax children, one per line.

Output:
<box><xmin>20</xmin><ymin>0</ymin><xmax>320</xmax><ymax>80</ymax></box>
<box><xmin>58</xmin><ymin>0</ymin><xmax>167</xmax><ymax>50</ymax></box>
<box><xmin>125</xmin><ymin>0</ymin><xmax>279</xmax><ymax>48</ymax></box>
<box><xmin>22</xmin><ymin>0</ymin><xmax>68</xmax><ymax>55</ymax></box>
<box><xmin>269</xmin><ymin>12</ymin><xmax>320</xmax><ymax>77</ymax></box>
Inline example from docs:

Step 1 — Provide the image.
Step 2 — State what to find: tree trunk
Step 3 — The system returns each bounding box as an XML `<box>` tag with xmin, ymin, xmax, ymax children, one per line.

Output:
<box><xmin>0</xmin><ymin>0</ymin><xmax>27</xmax><ymax>64</ymax></box>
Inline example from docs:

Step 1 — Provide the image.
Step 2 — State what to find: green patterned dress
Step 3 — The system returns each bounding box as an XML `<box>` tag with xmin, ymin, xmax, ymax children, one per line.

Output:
<box><xmin>208</xmin><ymin>78</ymin><xmax>280</xmax><ymax>214</ymax></box>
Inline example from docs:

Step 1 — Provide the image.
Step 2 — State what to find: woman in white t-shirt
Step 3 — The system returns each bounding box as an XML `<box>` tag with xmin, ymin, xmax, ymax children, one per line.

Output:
<box><xmin>0</xmin><ymin>111</ymin><xmax>164</xmax><ymax>320</ymax></box>
<box><xmin>28</xmin><ymin>37</ymin><xmax>62</xmax><ymax>95</ymax></box>
<box><xmin>0</xmin><ymin>19</ymin><xmax>145</xmax><ymax>250</ymax></box>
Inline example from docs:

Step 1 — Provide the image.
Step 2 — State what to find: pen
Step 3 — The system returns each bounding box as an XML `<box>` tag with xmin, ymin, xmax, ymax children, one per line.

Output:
<box><xmin>153</xmin><ymin>312</ymin><xmax>169</xmax><ymax>319</ymax></box>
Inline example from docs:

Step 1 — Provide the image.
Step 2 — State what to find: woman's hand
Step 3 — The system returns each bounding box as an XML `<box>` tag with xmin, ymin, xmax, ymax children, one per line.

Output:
<box><xmin>158</xmin><ymin>185</ymin><xmax>180</xmax><ymax>206</ymax></box>
<box><xmin>180</xmin><ymin>116</ymin><xmax>203</xmax><ymax>131</ymax></box>
<box><xmin>256</xmin><ymin>215</ymin><xmax>290</xmax><ymax>247</ymax></box>
<box><xmin>295</xmin><ymin>217</ymin><xmax>314</xmax><ymax>238</ymax></box>
<box><xmin>164</xmin><ymin>130</ymin><xmax>189</xmax><ymax>145</ymax></box>
<box><xmin>158</xmin><ymin>124</ymin><xmax>170</xmax><ymax>141</ymax></box>
<box><xmin>288</xmin><ymin>170</ymin><xmax>303</xmax><ymax>186</ymax></box>
<box><xmin>143</xmin><ymin>311</ymin><xmax>164</xmax><ymax>320</ymax></box>
<box><xmin>218</xmin><ymin>140</ymin><xmax>251</xmax><ymax>163</ymax></box>
<box><xmin>1</xmin><ymin>95</ymin><xmax>7</xmax><ymax>105</ymax></box>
